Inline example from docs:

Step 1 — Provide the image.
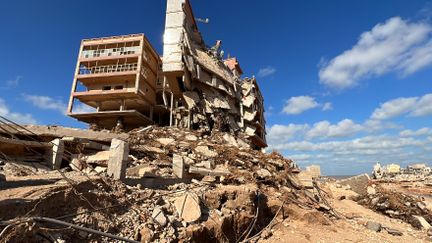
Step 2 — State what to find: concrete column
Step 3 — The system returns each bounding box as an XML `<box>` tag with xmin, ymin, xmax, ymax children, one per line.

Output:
<box><xmin>107</xmin><ymin>138</ymin><xmax>129</xmax><ymax>180</ymax></box>
<box><xmin>169</xmin><ymin>92</ymin><xmax>174</xmax><ymax>126</ymax></box>
<box><xmin>172</xmin><ymin>154</ymin><xmax>185</xmax><ymax>179</ymax></box>
<box><xmin>50</xmin><ymin>138</ymin><xmax>65</xmax><ymax>170</ymax></box>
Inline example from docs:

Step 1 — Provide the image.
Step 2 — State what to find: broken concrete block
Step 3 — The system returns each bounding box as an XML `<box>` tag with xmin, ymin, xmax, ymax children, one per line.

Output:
<box><xmin>94</xmin><ymin>166</ymin><xmax>107</xmax><ymax>174</ymax></box>
<box><xmin>174</xmin><ymin>192</ymin><xmax>201</xmax><ymax>223</ymax></box>
<box><xmin>156</xmin><ymin>138</ymin><xmax>175</xmax><ymax>146</ymax></box>
<box><xmin>236</xmin><ymin>138</ymin><xmax>250</xmax><ymax>149</ymax></box>
<box><xmin>85</xmin><ymin>151</ymin><xmax>111</xmax><ymax>165</ymax></box>
<box><xmin>411</xmin><ymin>215</ymin><xmax>431</xmax><ymax>230</ymax></box>
<box><xmin>189</xmin><ymin>166</ymin><xmax>230</xmax><ymax>176</ymax></box>
<box><xmin>256</xmin><ymin>168</ymin><xmax>272</xmax><ymax>178</ymax></box>
<box><xmin>69</xmin><ymin>157</ymin><xmax>84</xmax><ymax>171</ymax></box>
<box><xmin>367</xmin><ymin>186</ymin><xmax>377</xmax><ymax>195</ymax></box>
<box><xmin>50</xmin><ymin>138</ymin><xmax>65</xmax><ymax>170</ymax></box>
<box><xmin>223</xmin><ymin>133</ymin><xmax>238</xmax><ymax>147</ymax></box>
<box><xmin>127</xmin><ymin>164</ymin><xmax>157</xmax><ymax>178</ymax></box>
<box><xmin>194</xmin><ymin>160</ymin><xmax>214</xmax><ymax>169</ymax></box>
<box><xmin>338</xmin><ymin>174</ymin><xmax>370</xmax><ymax>195</ymax></box>
<box><xmin>173</xmin><ymin>154</ymin><xmax>186</xmax><ymax>178</ymax></box>
<box><xmin>194</xmin><ymin>145</ymin><xmax>217</xmax><ymax>157</ymax></box>
<box><xmin>185</xmin><ymin>134</ymin><xmax>198</xmax><ymax>141</ymax></box>
<box><xmin>107</xmin><ymin>138</ymin><xmax>129</xmax><ymax>180</ymax></box>
<box><xmin>151</xmin><ymin>207</ymin><xmax>168</xmax><ymax>226</ymax></box>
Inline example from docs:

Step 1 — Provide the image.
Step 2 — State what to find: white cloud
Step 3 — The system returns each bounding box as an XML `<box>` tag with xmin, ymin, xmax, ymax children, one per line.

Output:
<box><xmin>306</xmin><ymin>119</ymin><xmax>363</xmax><ymax>139</ymax></box>
<box><xmin>1</xmin><ymin>76</ymin><xmax>21</xmax><ymax>89</ymax></box>
<box><xmin>410</xmin><ymin>93</ymin><xmax>432</xmax><ymax>117</ymax></box>
<box><xmin>371</xmin><ymin>97</ymin><xmax>417</xmax><ymax>120</ymax></box>
<box><xmin>322</xmin><ymin>102</ymin><xmax>333</xmax><ymax>111</ymax></box>
<box><xmin>266</xmin><ymin>124</ymin><xmax>309</xmax><ymax>144</ymax></box>
<box><xmin>73</xmin><ymin>103</ymin><xmax>96</xmax><ymax>113</ymax></box>
<box><xmin>400</xmin><ymin>127</ymin><xmax>432</xmax><ymax>137</ymax></box>
<box><xmin>282</xmin><ymin>96</ymin><xmax>320</xmax><ymax>114</ymax></box>
<box><xmin>257</xmin><ymin>66</ymin><xmax>276</xmax><ymax>77</ymax></box>
<box><xmin>0</xmin><ymin>98</ymin><xmax>36</xmax><ymax>124</ymax></box>
<box><xmin>22</xmin><ymin>94</ymin><xmax>67</xmax><ymax>114</ymax></box>
<box><xmin>371</xmin><ymin>93</ymin><xmax>432</xmax><ymax>120</ymax></box>
<box><xmin>282</xmin><ymin>96</ymin><xmax>332</xmax><ymax>115</ymax></box>
<box><xmin>319</xmin><ymin>17</ymin><xmax>432</xmax><ymax>89</ymax></box>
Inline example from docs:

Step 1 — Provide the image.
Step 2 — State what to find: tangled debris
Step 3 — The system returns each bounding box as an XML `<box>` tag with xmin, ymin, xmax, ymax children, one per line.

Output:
<box><xmin>0</xmin><ymin>126</ymin><xmax>337</xmax><ymax>243</ymax></box>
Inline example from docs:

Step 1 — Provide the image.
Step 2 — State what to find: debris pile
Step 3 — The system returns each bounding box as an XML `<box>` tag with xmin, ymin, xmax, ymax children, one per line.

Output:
<box><xmin>355</xmin><ymin>184</ymin><xmax>432</xmax><ymax>230</ymax></box>
<box><xmin>0</xmin><ymin>125</ymin><xmax>337</xmax><ymax>243</ymax></box>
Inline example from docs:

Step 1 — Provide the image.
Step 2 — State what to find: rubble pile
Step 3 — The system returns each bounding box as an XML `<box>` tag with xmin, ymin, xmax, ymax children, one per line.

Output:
<box><xmin>355</xmin><ymin>184</ymin><xmax>432</xmax><ymax>230</ymax></box>
<box><xmin>0</xmin><ymin>126</ymin><xmax>336</xmax><ymax>243</ymax></box>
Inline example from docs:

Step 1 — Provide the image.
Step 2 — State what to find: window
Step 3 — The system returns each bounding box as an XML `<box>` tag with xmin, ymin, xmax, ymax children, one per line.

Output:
<box><xmin>103</xmin><ymin>86</ymin><xmax>111</xmax><ymax>90</ymax></box>
<box><xmin>114</xmin><ymin>85</ymin><xmax>123</xmax><ymax>90</ymax></box>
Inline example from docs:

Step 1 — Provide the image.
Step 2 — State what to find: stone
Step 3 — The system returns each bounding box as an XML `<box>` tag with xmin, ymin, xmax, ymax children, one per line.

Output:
<box><xmin>338</xmin><ymin>174</ymin><xmax>370</xmax><ymax>195</ymax></box>
<box><xmin>107</xmin><ymin>138</ymin><xmax>129</xmax><ymax>180</ymax></box>
<box><xmin>427</xmin><ymin>227</ymin><xmax>432</xmax><ymax>236</ymax></box>
<box><xmin>127</xmin><ymin>164</ymin><xmax>157</xmax><ymax>177</ymax></box>
<box><xmin>366</xmin><ymin>221</ymin><xmax>382</xmax><ymax>232</ymax></box>
<box><xmin>151</xmin><ymin>207</ymin><xmax>168</xmax><ymax>226</ymax></box>
<box><xmin>174</xmin><ymin>192</ymin><xmax>202</xmax><ymax>223</ymax></box>
<box><xmin>194</xmin><ymin>160</ymin><xmax>214</xmax><ymax>169</ymax></box>
<box><xmin>194</xmin><ymin>145</ymin><xmax>217</xmax><ymax>157</ymax></box>
<box><xmin>156</xmin><ymin>138</ymin><xmax>175</xmax><ymax>146</ymax></box>
<box><xmin>385</xmin><ymin>227</ymin><xmax>403</xmax><ymax>236</ymax></box>
<box><xmin>236</xmin><ymin>138</ymin><xmax>250</xmax><ymax>149</ymax></box>
<box><xmin>411</xmin><ymin>215</ymin><xmax>431</xmax><ymax>230</ymax></box>
<box><xmin>94</xmin><ymin>166</ymin><xmax>107</xmax><ymax>174</ymax></box>
<box><xmin>85</xmin><ymin>150</ymin><xmax>111</xmax><ymax>164</ymax></box>
<box><xmin>256</xmin><ymin>168</ymin><xmax>272</xmax><ymax>178</ymax></box>
<box><xmin>417</xmin><ymin>202</ymin><xmax>427</xmax><ymax>211</ymax></box>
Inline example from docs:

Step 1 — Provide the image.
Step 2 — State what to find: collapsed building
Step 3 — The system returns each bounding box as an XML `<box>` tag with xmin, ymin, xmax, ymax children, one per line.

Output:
<box><xmin>66</xmin><ymin>0</ymin><xmax>266</xmax><ymax>149</ymax></box>
<box><xmin>372</xmin><ymin>162</ymin><xmax>431</xmax><ymax>180</ymax></box>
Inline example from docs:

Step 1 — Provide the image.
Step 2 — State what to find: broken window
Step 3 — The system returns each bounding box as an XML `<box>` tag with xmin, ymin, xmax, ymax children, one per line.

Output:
<box><xmin>103</xmin><ymin>86</ymin><xmax>111</xmax><ymax>90</ymax></box>
<box><xmin>114</xmin><ymin>85</ymin><xmax>123</xmax><ymax>90</ymax></box>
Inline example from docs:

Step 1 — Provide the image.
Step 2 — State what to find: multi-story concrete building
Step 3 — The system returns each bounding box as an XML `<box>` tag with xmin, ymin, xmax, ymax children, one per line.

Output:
<box><xmin>67</xmin><ymin>0</ymin><xmax>267</xmax><ymax>149</ymax></box>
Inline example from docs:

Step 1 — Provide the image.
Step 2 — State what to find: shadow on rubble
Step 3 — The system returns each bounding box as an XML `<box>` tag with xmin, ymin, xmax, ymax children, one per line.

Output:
<box><xmin>123</xmin><ymin>177</ymin><xmax>191</xmax><ymax>189</ymax></box>
<box><xmin>0</xmin><ymin>179</ymin><xmax>59</xmax><ymax>190</ymax></box>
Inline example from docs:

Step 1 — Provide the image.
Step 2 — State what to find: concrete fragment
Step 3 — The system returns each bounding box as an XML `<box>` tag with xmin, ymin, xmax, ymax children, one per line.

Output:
<box><xmin>223</xmin><ymin>133</ymin><xmax>238</xmax><ymax>147</ymax></box>
<box><xmin>151</xmin><ymin>207</ymin><xmax>168</xmax><ymax>226</ymax></box>
<box><xmin>366</xmin><ymin>221</ymin><xmax>382</xmax><ymax>232</ymax></box>
<box><xmin>236</xmin><ymin>138</ymin><xmax>250</xmax><ymax>149</ymax></box>
<box><xmin>50</xmin><ymin>138</ymin><xmax>65</xmax><ymax>170</ymax></box>
<box><xmin>173</xmin><ymin>154</ymin><xmax>186</xmax><ymax>178</ymax></box>
<box><xmin>156</xmin><ymin>138</ymin><xmax>175</xmax><ymax>146</ymax></box>
<box><xmin>127</xmin><ymin>164</ymin><xmax>157</xmax><ymax>177</ymax></box>
<box><xmin>367</xmin><ymin>186</ymin><xmax>376</xmax><ymax>195</ymax></box>
<box><xmin>94</xmin><ymin>166</ymin><xmax>107</xmax><ymax>174</ymax></box>
<box><xmin>194</xmin><ymin>145</ymin><xmax>217</xmax><ymax>157</ymax></box>
<box><xmin>174</xmin><ymin>192</ymin><xmax>201</xmax><ymax>223</ymax></box>
<box><xmin>338</xmin><ymin>174</ymin><xmax>370</xmax><ymax>195</ymax></box>
<box><xmin>85</xmin><ymin>150</ymin><xmax>111</xmax><ymax>164</ymax></box>
<box><xmin>189</xmin><ymin>166</ymin><xmax>230</xmax><ymax>176</ymax></box>
<box><xmin>140</xmin><ymin>226</ymin><xmax>154</xmax><ymax>243</ymax></box>
<box><xmin>185</xmin><ymin>134</ymin><xmax>198</xmax><ymax>141</ymax></box>
<box><xmin>69</xmin><ymin>157</ymin><xmax>84</xmax><ymax>171</ymax></box>
<box><xmin>256</xmin><ymin>168</ymin><xmax>272</xmax><ymax>178</ymax></box>
<box><xmin>411</xmin><ymin>215</ymin><xmax>431</xmax><ymax>230</ymax></box>
<box><xmin>194</xmin><ymin>160</ymin><xmax>214</xmax><ymax>169</ymax></box>
<box><xmin>107</xmin><ymin>138</ymin><xmax>129</xmax><ymax>180</ymax></box>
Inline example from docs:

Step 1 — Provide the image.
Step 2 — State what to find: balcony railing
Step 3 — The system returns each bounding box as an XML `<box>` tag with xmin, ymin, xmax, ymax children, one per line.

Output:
<box><xmin>81</xmin><ymin>46</ymin><xmax>141</xmax><ymax>59</ymax></box>
<box><xmin>79</xmin><ymin>63</ymin><xmax>138</xmax><ymax>75</ymax></box>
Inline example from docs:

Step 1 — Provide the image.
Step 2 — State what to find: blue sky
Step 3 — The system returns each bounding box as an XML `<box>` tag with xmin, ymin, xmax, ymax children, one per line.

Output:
<box><xmin>1</xmin><ymin>1</ymin><xmax>432</xmax><ymax>175</ymax></box>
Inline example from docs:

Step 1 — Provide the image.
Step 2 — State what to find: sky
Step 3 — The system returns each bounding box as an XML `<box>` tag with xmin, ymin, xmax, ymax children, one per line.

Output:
<box><xmin>1</xmin><ymin>1</ymin><xmax>432</xmax><ymax>175</ymax></box>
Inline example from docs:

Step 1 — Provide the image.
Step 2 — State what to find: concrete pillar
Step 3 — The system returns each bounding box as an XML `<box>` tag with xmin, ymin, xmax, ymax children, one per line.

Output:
<box><xmin>107</xmin><ymin>138</ymin><xmax>129</xmax><ymax>180</ymax></box>
<box><xmin>172</xmin><ymin>154</ymin><xmax>185</xmax><ymax>179</ymax></box>
<box><xmin>50</xmin><ymin>138</ymin><xmax>65</xmax><ymax>170</ymax></box>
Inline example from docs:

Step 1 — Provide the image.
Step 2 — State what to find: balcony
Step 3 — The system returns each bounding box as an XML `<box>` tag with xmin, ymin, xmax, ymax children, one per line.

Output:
<box><xmin>81</xmin><ymin>46</ymin><xmax>141</xmax><ymax>59</ymax></box>
<box><xmin>79</xmin><ymin>63</ymin><xmax>138</xmax><ymax>75</ymax></box>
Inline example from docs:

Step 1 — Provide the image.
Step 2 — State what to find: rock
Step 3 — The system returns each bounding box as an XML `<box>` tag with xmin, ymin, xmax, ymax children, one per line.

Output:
<box><xmin>173</xmin><ymin>154</ymin><xmax>186</xmax><ymax>179</ymax></box>
<box><xmin>85</xmin><ymin>150</ymin><xmax>111</xmax><ymax>165</ymax></box>
<box><xmin>151</xmin><ymin>207</ymin><xmax>168</xmax><ymax>226</ymax></box>
<box><xmin>385</xmin><ymin>227</ymin><xmax>403</xmax><ymax>236</ymax></box>
<box><xmin>174</xmin><ymin>192</ymin><xmax>202</xmax><ymax>223</ymax></box>
<box><xmin>194</xmin><ymin>160</ymin><xmax>214</xmax><ymax>169</ymax></box>
<box><xmin>417</xmin><ymin>202</ymin><xmax>427</xmax><ymax>211</ymax></box>
<box><xmin>367</xmin><ymin>186</ymin><xmax>376</xmax><ymax>195</ymax></box>
<box><xmin>156</xmin><ymin>138</ymin><xmax>175</xmax><ymax>146</ymax></box>
<box><xmin>140</xmin><ymin>226</ymin><xmax>154</xmax><ymax>243</ymax></box>
<box><xmin>94</xmin><ymin>166</ymin><xmax>107</xmax><ymax>174</ymax></box>
<box><xmin>371</xmin><ymin>197</ymin><xmax>380</xmax><ymax>205</ymax></box>
<box><xmin>365</xmin><ymin>221</ymin><xmax>382</xmax><ymax>232</ymax></box>
<box><xmin>194</xmin><ymin>146</ymin><xmax>217</xmax><ymax>158</ymax></box>
<box><xmin>236</xmin><ymin>138</ymin><xmax>250</xmax><ymax>149</ymax></box>
<box><xmin>411</xmin><ymin>215</ymin><xmax>431</xmax><ymax>230</ymax></box>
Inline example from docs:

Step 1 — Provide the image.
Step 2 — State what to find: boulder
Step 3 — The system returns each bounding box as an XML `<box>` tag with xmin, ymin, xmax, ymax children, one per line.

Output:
<box><xmin>411</xmin><ymin>215</ymin><xmax>431</xmax><ymax>230</ymax></box>
<box><xmin>194</xmin><ymin>146</ymin><xmax>217</xmax><ymax>158</ymax></box>
<box><xmin>366</xmin><ymin>221</ymin><xmax>382</xmax><ymax>232</ymax></box>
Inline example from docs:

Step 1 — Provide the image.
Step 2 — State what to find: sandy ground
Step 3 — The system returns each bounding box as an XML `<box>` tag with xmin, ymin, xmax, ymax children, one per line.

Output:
<box><xmin>263</xmin><ymin>183</ymin><xmax>430</xmax><ymax>243</ymax></box>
